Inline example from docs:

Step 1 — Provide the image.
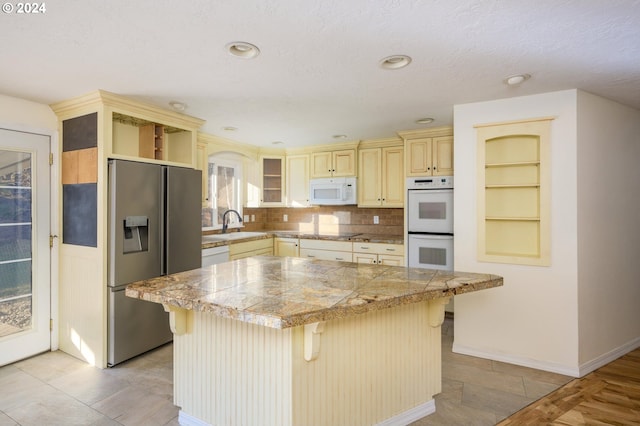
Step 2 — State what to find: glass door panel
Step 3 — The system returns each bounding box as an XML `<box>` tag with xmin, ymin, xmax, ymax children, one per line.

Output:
<box><xmin>0</xmin><ymin>129</ymin><xmax>50</xmax><ymax>367</ymax></box>
<box><xmin>0</xmin><ymin>151</ymin><xmax>33</xmax><ymax>338</ymax></box>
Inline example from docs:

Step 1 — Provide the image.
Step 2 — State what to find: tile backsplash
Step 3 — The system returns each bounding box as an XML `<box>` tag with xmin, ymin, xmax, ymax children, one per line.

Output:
<box><xmin>242</xmin><ymin>206</ymin><xmax>404</xmax><ymax>236</ymax></box>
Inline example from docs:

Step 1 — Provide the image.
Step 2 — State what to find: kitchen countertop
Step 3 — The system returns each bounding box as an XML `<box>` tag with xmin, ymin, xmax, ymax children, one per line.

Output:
<box><xmin>201</xmin><ymin>230</ymin><xmax>404</xmax><ymax>249</ymax></box>
<box><xmin>126</xmin><ymin>256</ymin><xmax>502</xmax><ymax>329</ymax></box>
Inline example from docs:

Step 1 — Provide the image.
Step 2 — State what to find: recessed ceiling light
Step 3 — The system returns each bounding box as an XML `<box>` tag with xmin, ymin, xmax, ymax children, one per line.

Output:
<box><xmin>415</xmin><ymin>117</ymin><xmax>434</xmax><ymax>124</ymax></box>
<box><xmin>332</xmin><ymin>134</ymin><xmax>348</xmax><ymax>140</ymax></box>
<box><xmin>226</xmin><ymin>41</ymin><xmax>260</xmax><ymax>59</ymax></box>
<box><xmin>168</xmin><ymin>101</ymin><xmax>187</xmax><ymax>111</ymax></box>
<box><xmin>222</xmin><ymin>126</ymin><xmax>238</xmax><ymax>132</ymax></box>
<box><xmin>505</xmin><ymin>74</ymin><xmax>531</xmax><ymax>86</ymax></box>
<box><xmin>379</xmin><ymin>55</ymin><xmax>412</xmax><ymax>70</ymax></box>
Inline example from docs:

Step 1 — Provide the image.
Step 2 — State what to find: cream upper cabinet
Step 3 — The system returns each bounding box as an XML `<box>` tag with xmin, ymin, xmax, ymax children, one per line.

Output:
<box><xmin>405</xmin><ymin>136</ymin><xmax>453</xmax><ymax>176</ymax></box>
<box><xmin>110</xmin><ymin>107</ymin><xmax>203</xmax><ymax>168</ymax></box>
<box><xmin>399</xmin><ymin>127</ymin><xmax>453</xmax><ymax>177</ymax></box>
<box><xmin>311</xmin><ymin>149</ymin><xmax>356</xmax><ymax>178</ymax></box>
<box><xmin>286</xmin><ymin>154</ymin><xmax>309</xmax><ymax>207</ymax></box>
<box><xmin>358</xmin><ymin>145</ymin><xmax>404</xmax><ymax>207</ymax></box>
<box><xmin>260</xmin><ymin>155</ymin><xmax>285</xmax><ymax>206</ymax></box>
<box><xmin>196</xmin><ymin>142</ymin><xmax>208</xmax><ymax>207</ymax></box>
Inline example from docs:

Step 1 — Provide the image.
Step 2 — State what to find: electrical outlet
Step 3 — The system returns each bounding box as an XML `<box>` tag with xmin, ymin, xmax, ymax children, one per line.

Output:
<box><xmin>283</xmin><ymin>214</ymin><xmax>288</xmax><ymax>222</ymax></box>
<box><xmin>251</xmin><ymin>214</ymin><xmax>255</xmax><ymax>222</ymax></box>
<box><xmin>244</xmin><ymin>215</ymin><xmax>250</xmax><ymax>222</ymax></box>
<box><xmin>373</xmin><ymin>215</ymin><xmax>379</xmax><ymax>224</ymax></box>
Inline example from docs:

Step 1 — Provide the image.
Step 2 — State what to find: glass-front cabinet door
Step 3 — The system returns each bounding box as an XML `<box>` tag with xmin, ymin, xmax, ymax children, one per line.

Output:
<box><xmin>260</xmin><ymin>156</ymin><xmax>284</xmax><ymax>206</ymax></box>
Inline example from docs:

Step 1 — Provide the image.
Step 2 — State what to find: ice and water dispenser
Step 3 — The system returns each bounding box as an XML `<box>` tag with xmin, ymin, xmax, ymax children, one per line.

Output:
<box><xmin>123</xmin><ymin>215</ymin><xmax>149</xmax><ymax>253</ymax></box>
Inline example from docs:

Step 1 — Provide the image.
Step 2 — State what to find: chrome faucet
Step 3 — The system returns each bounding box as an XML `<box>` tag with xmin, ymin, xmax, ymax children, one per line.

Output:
<box><xmin>221</xmin><ymin>209</ymin><xmax>243</xmax><ymax>233</ymax></box>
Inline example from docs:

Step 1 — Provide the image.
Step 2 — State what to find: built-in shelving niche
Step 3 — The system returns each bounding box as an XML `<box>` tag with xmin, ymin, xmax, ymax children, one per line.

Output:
<box><xmin>112</xmin><ymin>112</ymin><xmax>193</xmax><ymax>165</ymax></box>
<box><xmin>476</xmin><ymin>117</ymin><xmax>553</xmax><ymax>266</ymax></box>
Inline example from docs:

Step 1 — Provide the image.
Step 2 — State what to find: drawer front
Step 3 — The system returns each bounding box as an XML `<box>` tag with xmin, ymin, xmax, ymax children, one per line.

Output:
<box><xmin>353</xmin><ymin>242</ymin><xmax>404</xmax><ymax>256</ymax></box>
<box><xmin>353</xmin><ymin>252</ymin><xmax>377</xmax><ymax>264</ymax></box>
<box><xmin>230</xmin><ymin>247</ymin><xmax>274</xmax><ymax>260</ymax></box>
<box><xmin>378</xmin><ymin>254</ymin><xmax>404</xmax><ymax>266</ymax></box>
<box><xmin>299</xmin><ymin>239</ymin><xmax>353</xmax><ymax>252</ymax></box>
<box><xmin>300</xmin><ymin>248</ymin><xmax>353</xmax><ymax>262</ymax></box>
<box><xmin>229</xmin><ymin>238</ymin><xmax>273</xmax><ymax>256</ymax></box>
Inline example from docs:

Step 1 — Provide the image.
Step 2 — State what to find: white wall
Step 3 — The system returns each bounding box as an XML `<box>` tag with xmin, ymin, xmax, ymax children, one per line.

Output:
<box><xmin>452</xmin><ymin>90</ymin><xmax>581</xmax><ymax>375</ymax></box>
<box><xmin>0</xmin><ymin>93</ymin><xmax>57</xmax><ymax>131</ymax></box>
<box><xmin>576</xmin><ymin>91</ymin><xmax>640</xmax><ymax>370</ymax></box>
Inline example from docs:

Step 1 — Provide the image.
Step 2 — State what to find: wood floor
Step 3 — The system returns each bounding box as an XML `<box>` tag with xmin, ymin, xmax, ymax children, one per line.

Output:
<box><xmin>499</xmin><ymin>347</ymin><xmax>640</xmax><ymax>425</ymax></box>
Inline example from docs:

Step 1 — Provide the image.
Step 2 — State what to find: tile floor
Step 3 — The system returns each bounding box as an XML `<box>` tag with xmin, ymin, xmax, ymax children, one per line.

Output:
<box><xmin>410</xmin><ymin>317</ymin><xmax>572</xmax><ymax>425</ymax></box>
<box><xmin>0</xmin><ymin>317</ymin><xmax>572</xmax><ymax>425</ymax></box>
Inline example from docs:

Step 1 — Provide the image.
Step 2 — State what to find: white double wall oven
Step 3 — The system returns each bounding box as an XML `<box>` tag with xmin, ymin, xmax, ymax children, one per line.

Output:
<box><xmin>407</xmin><ymin>177</ymin><xmax>454</xmax><ymax>271</ymax></box>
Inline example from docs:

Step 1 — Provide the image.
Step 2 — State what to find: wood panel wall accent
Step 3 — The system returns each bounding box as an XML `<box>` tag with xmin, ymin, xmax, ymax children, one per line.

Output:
<box><xmin>62</xmin><ymin>113</ymin><xmax>98</xmax><ymax>247</ymax></box>
<box><xmin>62</xmin><ymin>112</ymin><xmax>97</xmax><ymax>152</ymax></box>
<box><xmin>62</xmin><ymin>183</ymin><xmax>97</xmax><ymax>247</ymax></box>
<box><xmin>61</xmin><ymin>147</ymin><xmax>98</xmax><ymax>184</ymax></box>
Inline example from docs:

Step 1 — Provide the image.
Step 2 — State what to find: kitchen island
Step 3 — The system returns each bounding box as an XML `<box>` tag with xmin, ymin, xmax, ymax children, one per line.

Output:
<box><xmin>126</xmin><ymin>256</ymin><xmax>502</xmax><ymax>426</ymax></box>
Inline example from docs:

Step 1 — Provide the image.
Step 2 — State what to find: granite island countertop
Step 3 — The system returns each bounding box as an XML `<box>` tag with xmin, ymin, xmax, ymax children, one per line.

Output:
<box><xmin>201</xmin><ymin>230</ymin><xmax>404</xmax><ymax>249</ymax></box>
<box><xmin>126</xmin><ymin>256</ymin><xmax>502</xmax><ymax>329</ymax></box>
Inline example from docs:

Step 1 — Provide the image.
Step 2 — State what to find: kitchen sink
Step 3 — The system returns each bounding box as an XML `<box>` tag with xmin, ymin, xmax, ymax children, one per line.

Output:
<box><xmin>202</xmin><ymin>232</ymin><xmax>267</xmax><ymax>243</ymax></box>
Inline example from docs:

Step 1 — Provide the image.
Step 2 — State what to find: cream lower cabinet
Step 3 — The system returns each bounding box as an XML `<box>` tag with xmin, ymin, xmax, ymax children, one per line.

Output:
<box><xmin>274</xmin><ymin>237</ymin><xmax>299</xmax><ymax>257</ymax></box>
<box><xmin>358</xmin><ymin>145</ymin><xmax>404</xmax><ymax>207</ymax></box>
<box><xmin>353</xmin><ymin>242</ymin><xmax>404</xmax><ymax>265</ymax></box>
<box><xmin>299</xmin><ymin>239</ymin><xmax>353</xmax><ymax>262</ymax></box>
<box><xmin>229</xmin><ymin>238</ymin><xmax>274</xmax><ymax>260</ymax></box>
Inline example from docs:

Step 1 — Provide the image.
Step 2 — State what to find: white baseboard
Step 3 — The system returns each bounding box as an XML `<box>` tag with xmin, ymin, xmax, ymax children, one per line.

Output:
<box><xmin>178</xmin><ymin>410</ymin><xmax>211</xmax><ymax>426</ymax></box>
<box><xmin>375</xmin><ymin>399</ymin><xmax>436</xmax><ymax>426</ymax></box>
<box><xmin>578</xmin><ymin>336</ymin><xmax>640</xmax><ymax>377</ymax></box>
<box><xmin>452</xmin><ymin>343</ymin><xmax>580</xmax><ymax>377</ymax></box>
<box><xmin>179</xmin><ymin>400</ymin><xmax>436</xmax><ymax>426</ymax></box>
<box><xmin>454</xmin><ymin>336</ymin><xmax>640</xmax><ymax>378</ymax></box>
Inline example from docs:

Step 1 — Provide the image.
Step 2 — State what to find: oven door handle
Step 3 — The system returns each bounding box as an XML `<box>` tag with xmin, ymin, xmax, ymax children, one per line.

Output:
<box><xmin>408</xmin><ymin>189</ymin><xmax>453</xmax><ymax>194</ymax></box>
<box><xmin>409</xmin><ymin>234</ymin><xmax>453</xmax><ymax>240</ymax></box>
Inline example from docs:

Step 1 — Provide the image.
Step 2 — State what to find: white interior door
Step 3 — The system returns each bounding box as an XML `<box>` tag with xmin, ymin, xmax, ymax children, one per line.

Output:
<box><xmin>0</xmin><ymin>128</ymin><xmax>51</xmax><ymax>366</ymax></box>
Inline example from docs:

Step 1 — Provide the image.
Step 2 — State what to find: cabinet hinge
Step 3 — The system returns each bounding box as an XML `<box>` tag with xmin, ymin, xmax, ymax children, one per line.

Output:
<box><xmin>49</xmin><ymin>153</ymin><xmax>54</xmax><ymax>165</ymax></box>
<box><xmin>49</xmin><ymin>235</ymin><xmax>58</xmax><ymax>248</ymax></box>
<box><xmin>50</xmin><ymin>319</ymin><xmax>53</xmax><ymax>331</ymax></box>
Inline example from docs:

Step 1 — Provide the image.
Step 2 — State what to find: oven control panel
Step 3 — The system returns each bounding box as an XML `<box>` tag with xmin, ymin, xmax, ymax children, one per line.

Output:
<box><xmin>406</xmin><ymin>176</ymin><xmax>453</xmax><ymax>190</ymax></box>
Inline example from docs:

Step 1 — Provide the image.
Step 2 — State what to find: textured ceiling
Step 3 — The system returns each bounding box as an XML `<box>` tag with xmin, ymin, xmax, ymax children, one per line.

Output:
<box><xmin>2</xmin><ymin>0</ymin><xmax>639</xmax><ymax>147</ymax></box>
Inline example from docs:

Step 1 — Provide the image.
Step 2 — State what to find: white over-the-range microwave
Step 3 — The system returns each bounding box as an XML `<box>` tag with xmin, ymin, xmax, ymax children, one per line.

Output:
<box><xmin>309</xmin><ymin>177</ymin><xmax>357</xmax><ymax>205</ymax></box>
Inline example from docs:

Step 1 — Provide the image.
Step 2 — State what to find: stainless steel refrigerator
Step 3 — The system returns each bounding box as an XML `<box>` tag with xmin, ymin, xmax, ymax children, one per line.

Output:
<box><xmin>107</xmin><ymin>159</ymin><xmax>201</xmax><ymax>366</ymax></box>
